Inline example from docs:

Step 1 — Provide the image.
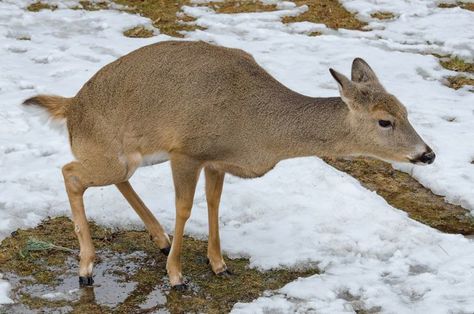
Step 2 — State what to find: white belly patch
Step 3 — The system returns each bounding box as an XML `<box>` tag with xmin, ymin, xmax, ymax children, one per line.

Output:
<box><xmin>141</xmin><ymin>151</ymin><xmax>170</xmax><ymax>167</ymax></box>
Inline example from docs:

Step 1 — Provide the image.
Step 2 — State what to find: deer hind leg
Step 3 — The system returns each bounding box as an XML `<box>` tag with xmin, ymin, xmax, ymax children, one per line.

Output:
<box><xmin>115</xmin><ymin>181</ymin><xmax>171</xmax><ymax>254</ymax></box>
<box><xmin>166</xmin><ymin>155</ymin><xmax>201</xmax><ymax>289</ymax></box>
<box><xmin>204</xmin><ymin>167</ymin><xmax>229</xmax><ymax>275</ymax></box>
<box><xmin>62</xmin><ymin>158</ymin><xmax>128</xmax><ymax>287</ymax></box>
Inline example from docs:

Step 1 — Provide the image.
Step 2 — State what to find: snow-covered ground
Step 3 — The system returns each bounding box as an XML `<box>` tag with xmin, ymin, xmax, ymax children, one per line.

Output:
<box><xmin>0</xmin><ymin>0</ymin><xmax>473</xmax><ymax>312</ymax></box>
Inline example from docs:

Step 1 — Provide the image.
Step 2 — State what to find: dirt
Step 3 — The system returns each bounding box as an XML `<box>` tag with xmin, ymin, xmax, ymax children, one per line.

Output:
<box><xmin>0</xmin><ymin>217</ymin><xmax>317</xmax><ymax>313</ymax></box>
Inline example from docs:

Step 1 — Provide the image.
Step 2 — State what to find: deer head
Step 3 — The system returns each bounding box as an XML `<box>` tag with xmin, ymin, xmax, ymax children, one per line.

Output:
<box><xmin>329</xmin><ymin>58</ymin><xmax>435</xmax><ymax>165</ymax></box>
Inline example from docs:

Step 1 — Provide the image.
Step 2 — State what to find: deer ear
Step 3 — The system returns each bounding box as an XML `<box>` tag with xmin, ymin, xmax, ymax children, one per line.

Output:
<box><xmin>329</xmin><ymin>68</ymin><xmax>351</xmax><ymax>90</ymax></box>
<box><xmin>351</xmin><ymin>58</ymin><xmax>381</xmax><ymax>85</ymax></box>
<box><xmin>329</xmin><ymin>68</ymin><xmax>356</xmax><ymax>109</ymax></box>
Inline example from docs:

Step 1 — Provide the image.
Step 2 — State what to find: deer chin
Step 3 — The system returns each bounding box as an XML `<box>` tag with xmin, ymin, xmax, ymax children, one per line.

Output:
<box><xmin>408</xmin><ymin>158</ymin><xmax>431</xmax><ymax>166</ymax></box>
<box><xmin>352</xmin><ymin>153</ymin><xmax>410</xmax><ymax>164</ymax></box>
<box><xmin>407</xmin><ymin>156</ymin><xmax>432</xmax><ymax>166</ymax></box>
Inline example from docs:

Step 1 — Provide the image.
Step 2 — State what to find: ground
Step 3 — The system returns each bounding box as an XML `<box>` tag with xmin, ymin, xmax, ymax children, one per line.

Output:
<box><xmin>0</xmin><ymin>217</ymin><xmax>315</xmax><ymax>313</ymax></box>
<box><xmin>1</xmin><ymin>0</ymin><xmax>474</xmax><ymax>313</ymax></box>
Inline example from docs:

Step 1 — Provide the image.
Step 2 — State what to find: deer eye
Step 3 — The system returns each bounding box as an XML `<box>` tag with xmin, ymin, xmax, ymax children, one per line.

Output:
<box><xmin>378</xmin><ymin>120</ymin><xmax>392</xmax><ymax>128</ymax></box>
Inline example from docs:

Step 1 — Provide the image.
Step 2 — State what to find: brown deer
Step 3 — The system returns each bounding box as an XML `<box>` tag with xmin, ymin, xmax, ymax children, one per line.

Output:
<box><xmin>23</xmin><ymin>40</ymin><xmax>435</xmax><ymax>290</ymax></box>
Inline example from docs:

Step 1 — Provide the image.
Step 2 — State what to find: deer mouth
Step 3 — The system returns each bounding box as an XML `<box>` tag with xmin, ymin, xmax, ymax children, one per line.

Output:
<box><xmin>408</xmin><ymin>151</ymin><xmax>436</xmax><ymax>165</ymax></box>
<box><xmin>409</xmin><ymin>159</ymin><xmax>428</xmax><ymax>165</ymax></box>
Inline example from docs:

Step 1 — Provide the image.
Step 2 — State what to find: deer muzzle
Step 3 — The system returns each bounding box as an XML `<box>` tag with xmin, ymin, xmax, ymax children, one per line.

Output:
<box><xmin>409</xmin><ymin>147</ymin><xmax>436</xmax><ymax>165</ymax></box>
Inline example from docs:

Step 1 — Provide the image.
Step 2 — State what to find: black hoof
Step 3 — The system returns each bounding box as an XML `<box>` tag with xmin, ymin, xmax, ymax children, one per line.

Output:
<box><xmin>160</xmin><ymin>246</ymin><xmax>171</xmax><ymax>256</ymax></box>
<box><xmin>172</xmin><ymin>283</ymin><xmax>187</xmax><ymax>291</ymax></box>
<box><xmin>79</xmin><ymin>276</ymin><xmax>94</xmax><ymax>287</ymax></box>
<box><xmin>216</xmin><ymin>269</ymin><xmax>233</xmax><ymax>277</ymax></box>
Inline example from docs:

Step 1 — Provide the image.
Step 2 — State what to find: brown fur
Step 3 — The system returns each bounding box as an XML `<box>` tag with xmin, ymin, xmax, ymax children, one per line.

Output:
<box><xmin>23</xmin><ymin>41</ymin><xmax>433</xmax><ymax>288</ymax></box>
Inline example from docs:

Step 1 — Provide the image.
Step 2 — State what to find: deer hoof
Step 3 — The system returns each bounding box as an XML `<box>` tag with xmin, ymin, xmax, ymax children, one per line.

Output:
<box><xmin>216</xmin><ymin>269</ymin><xmax>233</xmax><ymax>278</ymax></box>
<box><xmin>79</xmin><ymin>276</ymin><xmax>94</xmax><ymax>287</ymax></box>
<box><xmin>172</xmin><ymin>283</ymin><xmax>187</xmax><ymax>291</ymax></box>
<box><xmin>160</xmin><ymin>246</ymin><xmax>171</xmax><ymax>256</ymax></box>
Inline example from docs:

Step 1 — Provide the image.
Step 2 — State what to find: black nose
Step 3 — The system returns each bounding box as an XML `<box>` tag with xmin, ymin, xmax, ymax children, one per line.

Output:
<box><xmin>419</xmin><ymin>150</ymin><xmax>436</xmax><ymax>164</ymax></box>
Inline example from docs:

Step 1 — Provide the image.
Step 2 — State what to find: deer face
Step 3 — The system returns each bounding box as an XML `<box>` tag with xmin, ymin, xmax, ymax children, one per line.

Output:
<box><xmin>330</xmin><ymin>58</ymin><xmax>435</xmax><ymax>165</ymax></box>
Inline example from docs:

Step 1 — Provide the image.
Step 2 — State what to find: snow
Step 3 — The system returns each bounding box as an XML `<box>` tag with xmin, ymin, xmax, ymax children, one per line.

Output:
<box><xmin>1</xmin><ymin>0</ymin><xmax>474</xmax><ymax>313</ymax></box>
<box><xmin>0</xmin><ymin>278</ymin><xmax>13</xmax><ymax>304</ymax></box>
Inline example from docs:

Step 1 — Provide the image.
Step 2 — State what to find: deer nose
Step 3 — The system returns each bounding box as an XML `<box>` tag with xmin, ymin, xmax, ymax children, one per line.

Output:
<box><xmin>418</xmin><ymin>149</ymin><xmax>436</xmax><ymax>164</ymax></box>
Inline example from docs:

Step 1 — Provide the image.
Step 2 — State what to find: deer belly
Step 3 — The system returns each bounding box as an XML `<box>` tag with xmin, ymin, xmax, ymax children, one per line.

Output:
<box><xmin>141</xmin><ymin>151</ymin><xmax>170</xmax><ymax>166</ymax></box>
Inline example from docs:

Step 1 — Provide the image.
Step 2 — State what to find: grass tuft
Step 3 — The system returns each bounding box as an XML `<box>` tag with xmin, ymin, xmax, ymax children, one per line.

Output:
<box><xmin>123</xmin><ymin>26</ymin><xmax>154</xmax><ymax>38</ymax></box>
<box><xmin>111</xmin><ymin>0</ymin><xmax>200</xmax><ymax>37</ymax></box>
<box><xmin>208</xmin><ymin>0</ymin><xmax>277</xmax><ymax>13</ymax></box>
<box><xmin>370</xmin><ymin>11</ymin><xmax>395</xmax><ymax>20</ymax></box>
<box><xmin>438</xmin><ymin>2</ymin><xmax>474</xmax><ymax>11</ymax></box>
<box><xmin>282</xmin><ymin>0</ymin><xmax>367</xmax><ymax>30</ymax></box>
<box><xmin>309</xmin><ymin>31</ymin><xmax>323</xmax><ymax>36</ymax></box>
<box><xmin>446</xmin><ymin>76</ymin><xmax>474</xmax><ymax>91</ymax></box>
<box><xmin>440</xmin><ymin>56</ymin><xmax>474</xmax><ymax>73</ymax></box>
<box><xmin>73</xmin><ymin>0</ymin><xmax>110</xmax><ymax>11</ymax></box>
<box><xmin>26</xmin><ymin>2</ymin><xmax>58</xmax><ymax>12</ymax></box>
<box><xmin>438</xmin><ymin>56</ymin><xmax>474</xmax><ymax>91</ymax></box>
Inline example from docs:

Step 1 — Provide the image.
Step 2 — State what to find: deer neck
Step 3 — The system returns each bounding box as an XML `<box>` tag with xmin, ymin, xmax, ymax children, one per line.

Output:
<box><xmin>265</xmin><ymin>95</ymin><xmax>354</xmax><ymax>160</ymax></box>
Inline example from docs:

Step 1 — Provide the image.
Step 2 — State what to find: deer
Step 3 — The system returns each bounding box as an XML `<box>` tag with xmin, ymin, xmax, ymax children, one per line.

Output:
<box><xmin>23</xmin><ymin>40</ymin><xmax>435</xmax><ymax>290</ymax></box>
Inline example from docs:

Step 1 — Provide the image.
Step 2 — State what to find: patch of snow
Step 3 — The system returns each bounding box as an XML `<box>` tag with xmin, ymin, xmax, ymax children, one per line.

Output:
<box><xmin>0</xmin><ymin>279</ymin><xmax>13</xmax><ymax>304</ymax></box>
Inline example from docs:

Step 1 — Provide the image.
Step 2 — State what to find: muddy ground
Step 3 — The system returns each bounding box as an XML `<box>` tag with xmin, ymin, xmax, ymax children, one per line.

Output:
<box><xmin>2</xmin><ymin>1</ymin><xmax>474</xmax><ymax>313</ymax></box>
<box><xmin>0</xmin><ymin>217</ymin><xmax>317</xmax><ymax>313</ymax></box>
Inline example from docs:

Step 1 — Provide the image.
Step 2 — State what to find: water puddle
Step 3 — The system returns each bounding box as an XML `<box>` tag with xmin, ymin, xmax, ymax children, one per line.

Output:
<box><xmin>3</xmin><ymin>250</ymin><xmax>165</xmax><ymax>313</ymax></box>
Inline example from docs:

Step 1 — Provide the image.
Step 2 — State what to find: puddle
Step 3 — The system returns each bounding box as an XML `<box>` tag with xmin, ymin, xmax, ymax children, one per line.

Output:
<box><xmin>139</xmin><ymin>288</ymin><xmax>167</xmax><ymax>311</ymax></box>
<box><xmin>3</xmin><ymin>251</ymin><xmax>153</xmax><ymax>313</ymax></box>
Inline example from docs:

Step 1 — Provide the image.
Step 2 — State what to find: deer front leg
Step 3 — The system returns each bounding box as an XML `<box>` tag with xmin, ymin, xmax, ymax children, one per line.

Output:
<box><xmin>204</xmin><ymin>167</ymin><xmax>229</xmax><ymax>275</ymax></box>
<box><xmin>167</xmin><ymin>155</ymin><xmax>201</xmax><ymax>289</ymax></box>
